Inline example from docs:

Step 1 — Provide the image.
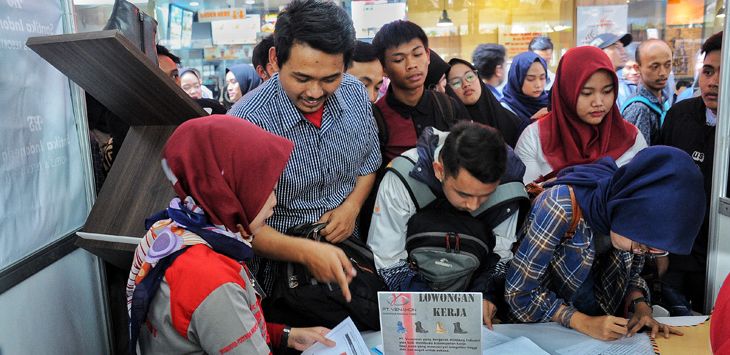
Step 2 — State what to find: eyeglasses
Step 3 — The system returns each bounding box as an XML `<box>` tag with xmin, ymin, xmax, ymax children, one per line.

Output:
<box><xmin>449</xmin><ymin>70</ymin><xmax>479</xmax><ymax>89</ymax></box>
<box><xmin>631</xmin><ymin>240</ymin><xmax>669</xmax><ymax>257</ymax></box>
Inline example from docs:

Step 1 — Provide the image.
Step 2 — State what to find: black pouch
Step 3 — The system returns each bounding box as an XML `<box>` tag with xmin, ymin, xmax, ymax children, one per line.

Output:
<box><xmin>104</xmin><ymin>0</ymin><xmax>158</xmax><ymax>65</ymax></box>
<box><xmin>263</xmin><ymin>223</ymin><xmax>386</xmax><ymax>331</ymax></box>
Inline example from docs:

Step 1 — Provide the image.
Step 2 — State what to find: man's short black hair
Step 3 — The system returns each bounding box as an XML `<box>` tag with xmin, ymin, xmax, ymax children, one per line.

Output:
<box><xmin>252</xmin><ymin>35</ymin><xmax>274</xmax><ymax>69</ymax></box>
<box><xmin>372</xmin><ymin>20</ymin><xmax>428</xmax><ymax>65</ymax></box>
<box><xmin>472</xmin><ymin>44</ymin><xmax>506</xmax><ymax>80</ymax></box>
<box><xmin>441</xmin><ymin>122</ymin><xmax>506</xmax><ymax>184</ymax></box>
<box><xmin>702</xmin><ymin>31</ymin><xmax>723</xmax><ymax>55</ymax></box>
<box><xmin>676</xmin><ymin>79</ymin><xmax>692</xmax><ymax>91</ymax></box>
<box><xmin>156</xmin><ymin>44</ymin><xmax>180</xmax><ymax>64</ymax></box>
<box><xmin>529</xmin><ymin>36</ymin><xmax>553</xmax><ymax>51</ymax></box>
<box><xmin>350</xmin><ymin>41</ymin><xmax>379</xmax><ymax>68</ymax></box>
<box><xmin>274</xmin><ymin>0</ymin><xmax>355</xmax><ymax>67</ymax></box>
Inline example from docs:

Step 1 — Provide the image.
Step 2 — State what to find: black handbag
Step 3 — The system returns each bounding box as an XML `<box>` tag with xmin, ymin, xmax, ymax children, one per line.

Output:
<box><xmin>104</xmin><ymin>0</ymin><xmax>158</xmax><ymax>65</ymax></box>
<box><xmin>263</xmin><ymin>223</ymin><xmax>386</xmax><ymax>331</ymax></box>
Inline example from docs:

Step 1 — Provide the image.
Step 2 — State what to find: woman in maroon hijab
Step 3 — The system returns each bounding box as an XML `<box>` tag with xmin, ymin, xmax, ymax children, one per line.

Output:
<box><xmin>515</xmin><ymin>46</ymin><xmax>647</xmax><ymax>184</ymax></box>
<box><xmin>127</xmin><ymin>116</ymin><xmax>335</xmax><ymax>354</ymax></box>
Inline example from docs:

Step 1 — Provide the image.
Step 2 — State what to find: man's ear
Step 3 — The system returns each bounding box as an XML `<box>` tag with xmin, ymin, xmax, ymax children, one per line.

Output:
<box><xmin>433</xmin><ymin>160</ymin><xmax>444</xmax><ymax>182</ymax></box>
<box><xmin>268</xmin><ymin>46</ymin><xmax>278</xmax><ymax>69</ymax></box>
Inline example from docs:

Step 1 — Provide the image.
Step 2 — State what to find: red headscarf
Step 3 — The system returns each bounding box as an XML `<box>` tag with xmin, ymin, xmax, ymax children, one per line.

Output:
<box><xmin>538</xmin><ymin>46</ymin><xmax>638</xmax><ymax>173</ymax></box>
<box><xmin>162</xmin><ymin>115</ymin><xmax>294</xmax><ymax>234</ymax></box>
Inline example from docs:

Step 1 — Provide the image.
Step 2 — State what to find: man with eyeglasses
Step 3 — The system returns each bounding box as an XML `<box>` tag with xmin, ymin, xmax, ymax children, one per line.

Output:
<box><xmin>445</xmin><ymin>58</ymin><xmax>526</xmax><ymax>147</ymax></box>
<box><xmin>372</xmin><ymin>20</ymin><xmax>470</xmax><ymax>162</ymax></box>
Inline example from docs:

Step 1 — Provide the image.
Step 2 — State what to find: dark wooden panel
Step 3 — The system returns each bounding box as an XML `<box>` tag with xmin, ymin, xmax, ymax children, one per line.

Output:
<box><xmin>26</xmin><ymin>30</ymin><xmax>206</xmax><ymax>126</ymax></box>
<box><xmin>83</xmin><ymin>125</ymin><xmax>177</xmax><ymax>239</ymax></box>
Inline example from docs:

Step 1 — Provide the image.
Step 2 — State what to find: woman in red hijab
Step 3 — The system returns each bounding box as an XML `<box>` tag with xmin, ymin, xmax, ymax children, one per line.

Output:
<box><xmin>712</xmin><ymin>275</ymin><xmax>730</xmax><ymax>354</ymax></box>
<box><xmin>126</xmin><ymin>116</ymin><xmax>335</xmax><ymax>354</ymax></box>
<box><xmin>515</xmin><ymin>46</ymin><xmax>647</xmax><ymax>184</ymax></box>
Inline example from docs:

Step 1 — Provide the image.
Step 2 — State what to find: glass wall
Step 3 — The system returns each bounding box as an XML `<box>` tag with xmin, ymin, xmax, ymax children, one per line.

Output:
<box><xmin>406</xmin><ymin>0</ymin><xmax>575</xmax><ymax>70</ymax></box>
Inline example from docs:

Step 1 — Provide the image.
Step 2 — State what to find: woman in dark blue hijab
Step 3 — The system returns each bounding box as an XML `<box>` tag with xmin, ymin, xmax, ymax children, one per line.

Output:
<box><xmin>506</xmin><ymin>146</ymin><xmax>705</xmax><ymax>341</ymax></box>
<box><xmin>500</xmin><ymin>52</ymin><xmax>550</xmax><ymax>125</ymax></box>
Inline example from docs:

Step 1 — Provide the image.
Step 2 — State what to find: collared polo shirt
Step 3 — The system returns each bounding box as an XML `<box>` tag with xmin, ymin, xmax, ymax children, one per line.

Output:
<box><xmin>228</xmin><ymin>72</ymin><xmax>381</xmax><ymax>294</ymax></box>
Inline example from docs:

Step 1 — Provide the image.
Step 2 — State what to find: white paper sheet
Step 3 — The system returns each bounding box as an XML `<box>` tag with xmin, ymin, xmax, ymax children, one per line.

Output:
<box><xmin>654</xmin><ymin>315</ymin><xmax>709</xmax><ymax>326</ymax></box>
<box><xmin>302</xmin><ymin>317</ymin><xmax>370</xmax><ymax>355</ymax></box>
<box><xmin>556</xmin><ymin>333</ymin><xmax>653</xmax><ymax>355</ymax></box>
<box><xmin>488</xmin><ymin>336</ymin><xmax>551</xmax><ymax>354</ymax></box>
<box><xmin>493</xmin><ymin>322</ymin><xmax>595</xmax><ymax>351</ymax></box>
<box><xmin>481</xmin><ymin>327</ymin><xmax>513</xmax><ymax>350</ymax></box>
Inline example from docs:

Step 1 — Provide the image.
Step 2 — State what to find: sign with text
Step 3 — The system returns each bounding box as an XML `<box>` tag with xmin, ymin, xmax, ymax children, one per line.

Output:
<box><xmin>198</xmin><ymin>8</ymin><xmax>246</xmax><ymax>22</ymax></box>
<box><xmin>0</xmin><ymin>0</ymin><xmax>91</xmax><ymax>270</ymax></box>
<box><xmin>498</xmin><ymin>28</ymin><xmax>545</xmax><ymax>59</ymax></box>
<box><xmin>576</xmin><ymin>5</ymin><xmax>628</xmax><ymax>46</ymax></box>
<box><xmin>211</xmin><ymin>16</ymin><xmax>260</xmax><ymax>45</ymax></box>
<box><xmin>351</xmin><ymin>1</ymin><xmax>406</xmax><ymax>39</ymax></box>
<box><xmin>378</xmin><ymin>292</ymin><xmax>482</xmax><ymax>355</ymax></box>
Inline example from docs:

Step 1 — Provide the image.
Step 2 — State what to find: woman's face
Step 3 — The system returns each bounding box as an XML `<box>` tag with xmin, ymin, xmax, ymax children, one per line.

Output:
<box><xmin>610</xmin><ymin>231</ymin><xmax>667</xmax><ymax>256</ymax></box>
<box><xmin>180</xmin><ymin>72</ymin><xmax>202</xmax><ymax>99</ymax></box>
<box><xmin>575</xmin><ymin>70</ymin><xmax>615</xmax><ymax>125</ymax></box>
<box><xmin>248</xmin><ymin>191</ymin><xmax>277</xmax><ymax>235</ymax></box>
<box><xmin>521</xmin><ymin>61</ymin><xmax>547</xmax><ymax>98</ymax></box>
<box><xmin>226</xmin><ymin>71</ymin><xmax>242</xmax><ymax>103</ymax></box>
<box><xmin>447</xmin><ymin>63</ymin><xmax>482</xmax><ymax>106</ymax></box>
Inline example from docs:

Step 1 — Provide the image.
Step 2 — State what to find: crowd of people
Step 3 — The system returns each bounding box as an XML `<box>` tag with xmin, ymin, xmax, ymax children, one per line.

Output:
<box><xmin>112</xmin><ymin>0</ymin><xmax>730</xmax><ymax>353</ymax></box>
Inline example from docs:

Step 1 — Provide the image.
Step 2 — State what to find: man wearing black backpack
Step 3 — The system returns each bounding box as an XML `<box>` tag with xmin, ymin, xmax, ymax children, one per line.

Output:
<box><xmin>367</xmin><ymin>122</ymin><xmax>528</xmax><ymax>329</ymax></box>
<box><xmin>372</xmin><ymin>20</ymin><xmax>471</xmax><ymax>163</ymax></box>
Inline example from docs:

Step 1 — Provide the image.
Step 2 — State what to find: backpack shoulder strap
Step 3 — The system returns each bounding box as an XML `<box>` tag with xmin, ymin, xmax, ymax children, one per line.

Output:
<box><xmin>565</xmin><ymin>186</ymin><xmax>582</xmax><ymax>239</ymax></box>
<box><xmin>371</xmin><ymin>102</ymin><xmax>388</xmax><ymax>148</ymax></box>
<box><xmin>430</xmin><ymin>91</ymin><xmax>456</xmax><ymax>125</ymax></box>
<box><xmin>470</xmin><ymin>182</ymin><xmax>529</xmax><ymax>217</ymax></box>
<box><xmin>385</xmin><ymin>155</ymin><xmax>437</xmax><ymax>210</ymax></box>
<box><xmin>621</xmin><ymin>96</ymin><xmax>664</xmax><ymax>117</ymax></box>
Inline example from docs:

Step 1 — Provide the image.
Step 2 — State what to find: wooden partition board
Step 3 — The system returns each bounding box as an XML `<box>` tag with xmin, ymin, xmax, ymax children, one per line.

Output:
<box><xmin>26</xmin><ymin>30</ymin><xmax>206</xmax><ymax>127</ymax></box>
<box><xmin>27</xmin><ymin>30</ymin><xmax>208</xmax><ymax>268</ymax></box>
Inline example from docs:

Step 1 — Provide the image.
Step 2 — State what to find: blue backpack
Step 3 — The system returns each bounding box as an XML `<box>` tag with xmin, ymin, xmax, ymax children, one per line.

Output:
<box><xmin>621</xmin><ymin>96</ymin><xmax>672</xmax><ymax>127</ymax></box>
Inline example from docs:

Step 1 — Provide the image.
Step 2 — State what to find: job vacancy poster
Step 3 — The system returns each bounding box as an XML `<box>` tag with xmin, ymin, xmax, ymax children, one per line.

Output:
<box><xmin>378</xmin><ymin>292</ymin><xmax>482</xmax><ymax>355</ymax></box>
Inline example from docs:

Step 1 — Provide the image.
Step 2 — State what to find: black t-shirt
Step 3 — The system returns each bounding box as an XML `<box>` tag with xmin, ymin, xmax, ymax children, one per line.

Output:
<box><xmin>385</xmin><ymin>86</ymin><xmax>471</xmax><ymax>137</ymax></box>
<box><xmin>660</xmin><ymin>97</ymin><xmax>716</xmax><ymax>271</ymax></box>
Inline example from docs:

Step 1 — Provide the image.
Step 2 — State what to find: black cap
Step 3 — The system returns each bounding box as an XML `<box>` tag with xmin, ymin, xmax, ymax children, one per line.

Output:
<box><xmin>590</xmin><ymin>33</ymin><xmax>633</xmax><ymax>49</ymax></box>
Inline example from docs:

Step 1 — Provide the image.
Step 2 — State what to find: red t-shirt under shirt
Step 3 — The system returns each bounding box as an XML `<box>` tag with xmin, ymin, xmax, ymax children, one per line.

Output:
<box><xmin>303</xmin><ymin>104</ymin><xmax>325</xmax><ymax>129</ymax></box>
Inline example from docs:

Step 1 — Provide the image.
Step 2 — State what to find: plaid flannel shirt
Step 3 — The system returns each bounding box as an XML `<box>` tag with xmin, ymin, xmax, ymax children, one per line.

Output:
<box><xmin>505</xmin><ymin>185</ymin><xmax>648</xmax><ymax>328</ymax></box>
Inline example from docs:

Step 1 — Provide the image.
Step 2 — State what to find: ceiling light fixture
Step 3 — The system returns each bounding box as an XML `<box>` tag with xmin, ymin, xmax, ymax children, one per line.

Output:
<box><xmin>437</xmin><ymin>9</ymin><xmax>453</xmax><ymax>27</ymax></box>
<box><xmin>189</xmin><ymin>1</ymin><xmax>199</xmax><ymax>6</ymax></box>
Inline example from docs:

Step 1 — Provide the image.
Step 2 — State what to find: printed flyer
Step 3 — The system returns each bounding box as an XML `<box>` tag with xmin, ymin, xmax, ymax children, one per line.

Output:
<box><xmin>378</xmin><ymin>292</ymin><xmax>482</xmax><ymax>355</ymax></box>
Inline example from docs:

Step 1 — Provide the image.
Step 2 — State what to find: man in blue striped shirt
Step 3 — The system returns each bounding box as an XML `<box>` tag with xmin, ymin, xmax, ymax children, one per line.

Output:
<box><xmin>228</xmin><ymin>0</ymin><xmax>381</xmax><ymax>297</ymax></box>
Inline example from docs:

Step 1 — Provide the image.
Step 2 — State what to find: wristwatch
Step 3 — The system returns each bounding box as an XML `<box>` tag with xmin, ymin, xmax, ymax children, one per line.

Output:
<box><xmin>280</xmin><ymin>325</ymin><xmax>292</xmax><ymax>350</ymax></box>
<box><xmin>631</xmin><ymin>296</ymin><xmax>650</xmax><ymax>312</ymax></box>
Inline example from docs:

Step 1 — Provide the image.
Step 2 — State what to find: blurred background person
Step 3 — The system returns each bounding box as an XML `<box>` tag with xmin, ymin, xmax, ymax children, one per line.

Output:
<box><xmin>223</xmin><ymin>64</ymin><xmax>262</xmax><ymax>110</ymax></box>
<box><xmin>528</xmin><ymin>36</ymin><xmax>555</xmax><ymax>90</ymax></box>
<box><xmin>472</xmin><ymin>43</ymin><xmax>507</xmax><ymax>100</ymax></box>
<box><xmin>500</xmin><ymin>52</ymin><xmax>550</xmax><ymax>124</ymax></box>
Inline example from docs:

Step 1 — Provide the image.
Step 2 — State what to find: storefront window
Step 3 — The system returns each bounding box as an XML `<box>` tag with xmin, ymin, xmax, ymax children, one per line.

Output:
<box><xmin>73</xmin><ymin>0</ymin><xmax>724</xmax><ymax>98</ymax></box>
<box><xmin>405</xmin><ymin>0</ymin><xmax>575</xmax><ymax>69</ymax></box>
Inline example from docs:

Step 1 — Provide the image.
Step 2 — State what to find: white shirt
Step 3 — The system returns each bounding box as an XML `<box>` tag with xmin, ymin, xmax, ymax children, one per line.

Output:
<box><xmin>515</xmin><ymin>121</ymin><xmax>648</xmax><ymax>184</ymax></box>
<box><xmin>367</xmin><ymin>149</ymin><xmax>519</xmax><ymax>271</ymax></box>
